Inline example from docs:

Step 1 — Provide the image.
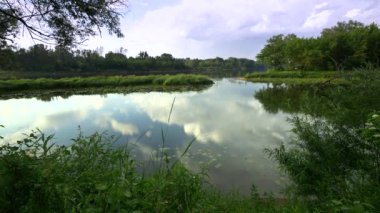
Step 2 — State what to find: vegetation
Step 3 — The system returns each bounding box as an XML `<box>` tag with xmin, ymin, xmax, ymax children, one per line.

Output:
<box><xmin>1</xmin><ymin>69</ymin><xmax>379</xmax><ymax>212</ymax></box>
<box><xmin>246</xmin><ymin>71</ymin><xmax>336</xmax><ymax>79</ymax></box>
<box><xmin>261</xmin><ymin>68</ymin><xmax>380</xmax><ymax>211</ymax></box>
<box><xmin>244</xmin><ymin>71</ymin><xmax>345</xmax><ymax>84</ymax></box>
<box><xmin>0</xmin><ymin>45</ymin><xmax>263</xmax><ymax>77</ymax></box>
<box><xmin>255</xmin><ymin>67</ymin><xmax>380</xmax><ymax>126</ymax></box>
<box><xmin>0</xmin><ymin>128</ymin><xmax>310</xmax><ymax>212</ymax></box>
<box><xmin>0</xmin><ymin>0</ymin><xmax>125</xmax><ymax>47</ymax></box>
<box><xmin>0</xmin><ymin>84</ymin><xmax>213</xmax><ymax>101</ymax></box>
<box><xmin>257</xmin><ymin>21</ymin><xmax>380</xmax><ymax>71</ymax></box>
<box><xmin>0</xmin><ymin>74</ymin><xmax>214</xmax><ymax>94</ymax></box>
<box><xmin>1</xmin><ymin>13</ymin><xmax>380</xmax><ymax>211</ymax></box>
<box><xmin>266</xmin><ymin>112</ymin><xmax>380</xmax><ymax>212</ymax></box>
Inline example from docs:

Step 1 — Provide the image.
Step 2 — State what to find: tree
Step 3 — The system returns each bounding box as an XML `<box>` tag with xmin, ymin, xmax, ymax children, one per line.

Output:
<box><xmin>0</xmin><ymin>0</ymin><xmax>126</xmax><ymax>47</ymax></box>
<box><xmin>18</xmin><ymin>44</ymin><xmax>54</xmax><ymax>71</ymax></box>
<box><xmin>256</xmin><ymin>35</ymin><xmax>287</xmax><ymax>70</ymax></box>
<box><xmin>105</xmin><ymin>51</ymin><xmax>127</xmax><ymax>70</ymax></box>
<box><xmin>0</xmin><ymin>48</ymin><xmax>18</xmax><ymax>70</ymax></box>
<box><xmin>366</xmin><ymin>23</ymin><xmax>380</xmax><ymax>67</ymax></box>
<box><xmin>160</xmin><ymin>53</ymin><xmax>174</xmax><ymax>61</ymax></box>
<box><xmin>0</xmin><ymin>10</ymin><xmax>18</xmax><ymax>48</ymax></box>
<box><xmin>320</xmin><ymin>21</ymin><xmax>367</xmax><ymax>71</ymax></box>
<box><xmin>137</xmin><ymin>51</ymin><xmax>149</xmax><ymax>59</ymax></box>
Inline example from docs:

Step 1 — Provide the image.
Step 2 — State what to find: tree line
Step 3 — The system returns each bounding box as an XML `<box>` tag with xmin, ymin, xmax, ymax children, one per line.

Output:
<box><xmin>257</xmin><ymin>20</ymin><xmax>380</xmax><ymax>71</ymax></box>
<box><xmin>0</xmin><ymin>45</ymin><xmax>264</xmax><ymax>76</ymax></box>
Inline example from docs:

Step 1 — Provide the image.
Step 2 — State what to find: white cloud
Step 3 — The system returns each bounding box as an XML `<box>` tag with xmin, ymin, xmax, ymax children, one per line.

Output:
<box><xmin>110</xmin><ymin>119</ymin><xmax>139</xmax><ymax>135</ymax></box>
<box><xmin>15</xmin><ymin>0</ymin><xmax>380</xmax><ymax>58</ymax></box>
<box><xmin>116</xmin><ymin>0</ymin><xmax>380</xmax><ymax>58</ymax></box>
<box><xmin>303</xmin><ymin>9</ymin><xmax>332</xmax><ymax>29</ymax></box>
<box><xmin>344</xmin><ymin>9</ymin><xmax>361</xmax><ymax>18</ymax></box>
<box><xmin>315</xmin><ymin>2</ymin><xmax>329</xmax><ymax>10</ymax></box>
<box><xmin>0</xmin><ymin>96</ymin><xmax>105</xmax><ymax>127</ymax></box>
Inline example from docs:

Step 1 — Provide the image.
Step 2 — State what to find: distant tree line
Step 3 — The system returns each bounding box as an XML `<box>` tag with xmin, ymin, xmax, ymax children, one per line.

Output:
<box><xmin>0</xmin><ymin>46</ymin><xmax>264</xmax><ymax>76</ymax></box>
<box><xmin>257</xmin><ymin>20</ymin><xmax>380</xmax><ymax>71</ymax></box>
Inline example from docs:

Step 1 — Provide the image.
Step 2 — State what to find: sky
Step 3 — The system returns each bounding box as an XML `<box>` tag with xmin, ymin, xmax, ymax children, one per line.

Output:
<box><xmin>16</xmin><ymin>0</ymin><xmax>380</xmax><ymax>59</ymax></box>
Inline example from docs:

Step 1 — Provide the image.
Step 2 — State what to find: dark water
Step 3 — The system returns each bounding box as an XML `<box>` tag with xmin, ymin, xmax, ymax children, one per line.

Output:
<box><xmin>0</xmin><ymin>79</ymin><xmax>293</xmax><ymax>195</ymax></box>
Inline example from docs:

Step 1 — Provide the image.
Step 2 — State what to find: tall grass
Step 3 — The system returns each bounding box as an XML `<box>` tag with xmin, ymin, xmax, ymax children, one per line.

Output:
<box><xmin>245</xmin><ymin>71</ymin><xmax>337</xmax><ymax>79</ymax></box>
<box><xmin>0</xmin><ymin>74</ymin><xmax>213</xmax><ymax>93</ymax></box>
<box><xmin>244</xmin><ymin>71</ymin><xmax>344</xmax><ymax>84</ymax></box>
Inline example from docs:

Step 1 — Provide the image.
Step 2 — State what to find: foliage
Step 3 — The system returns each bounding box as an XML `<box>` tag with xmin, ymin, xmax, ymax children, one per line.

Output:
<box><xmin>257</xmin><ymin>21</ymin><xmax>380</xmax><ymax>71</ymax></box>
<box><xmin>266</xmin><ymin>114</ymin><xmax>380</xmax><ymax>211</ymax></box>
<box><xmin>0</xmin><ymin>0</ymin><xmax>125</xmax><ymax>47</ymax></box>
<box><xmin>0</xmin><ymin>9</ymin><xmax>18</xmax><ymax>48</ymax></box>
<box><xmin>264</xmin><ymin>68</ymin><xmax>380</xmax><ymax>211</ymax></box>
<box><xmin>254</xmin><ymin>68</ymin><xmax>380</xmax><ymax>126</ymax></box>
<box><xmin>0</xmin><ymin>129</ymin><xmax>207</xmax><ymax>212</ymax></box>
<box><xmin>0</xmin><ymin>128</ymin><xmax>313</xmax><ymax>212</ymax></box>
<box><xmin>0</xmin><ymin>45</ymin><xmax>263</xmax><ymax>76</ymax></box>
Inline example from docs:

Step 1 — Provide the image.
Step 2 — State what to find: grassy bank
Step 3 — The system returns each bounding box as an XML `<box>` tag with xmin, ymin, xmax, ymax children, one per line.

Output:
<box><xmin>0</xmin><ymin>74</ymin><xmax>214</xmax><ymax>93</ymax></box>
<box><xmin>0</xmin><ymin>129</ymin><xmax>307</xmax><ymax>212</ymax></box>
<box><xmin>244</xmin><ymin>71</ymin><xmax>346</xmax><ymax>84</ymax></box>
<box><xmin>0</xmin><ymin>84</ymin><xmax>213</xmax><ymax>101</ymax></box>
<box><xmin>2</xmin><ymin>119</ymin><xmax>379</xmax><ymax>212</ymax></box>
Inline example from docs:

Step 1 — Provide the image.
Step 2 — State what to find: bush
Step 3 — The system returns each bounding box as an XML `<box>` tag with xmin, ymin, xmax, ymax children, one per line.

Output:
<box><xmin>266</xmin><ymin>113</ymin><xmax>380</xmax><ymax>211</ymax></box>
<box><xmin>0</xmin><ymin>130</ymin><xmax>210</xmax><ymax>212</ymax></box>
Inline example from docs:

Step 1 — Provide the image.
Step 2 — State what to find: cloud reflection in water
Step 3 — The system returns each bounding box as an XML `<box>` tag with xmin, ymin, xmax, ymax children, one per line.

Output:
<box><xmin>0</xmin><ymin>79</ymin><xmax>291</xmax><ymax>195</ymax></box>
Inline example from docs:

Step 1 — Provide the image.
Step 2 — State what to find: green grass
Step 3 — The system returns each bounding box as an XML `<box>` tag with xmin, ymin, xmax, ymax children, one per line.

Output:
<box><xmin>245</xmin><ymin>71</ymin><xmax>337</xmax><ymax>78</ymax></box>
<box><xmin>0</xmin><ymin>84</ymin><xmax>213</xmax><ymax>101</ymax></box>
<box><xmin>247</xmin><ymin>77</ymin><xmax>347</xmax><ymax>84</ymax></box>
<box><xmin>244</xmin><ymin>71</ymin><xmax>345</xmax><ymax>84</ymax></box>
<box><xmin>0</xmin><ymin>74</ymin><xmax>214</xmax><ymax>93</ymax></box>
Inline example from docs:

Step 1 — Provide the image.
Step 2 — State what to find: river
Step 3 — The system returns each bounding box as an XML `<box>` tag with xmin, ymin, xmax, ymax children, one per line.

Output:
<box><xmin>0</xmin><ymin>78</ymin><xmax>293</xmax><ymax>195</ymax></box>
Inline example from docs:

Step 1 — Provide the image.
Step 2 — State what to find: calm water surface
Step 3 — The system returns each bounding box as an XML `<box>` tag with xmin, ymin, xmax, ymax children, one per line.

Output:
<box><xmin>0</xmin><ymin>79</ymin><xmax>292</xmax><ymax>195</ymax></box>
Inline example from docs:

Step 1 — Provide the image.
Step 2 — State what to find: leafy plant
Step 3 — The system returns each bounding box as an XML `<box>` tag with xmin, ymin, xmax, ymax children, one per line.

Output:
<box><xmin>266</xmin><ymin>113</ymin><xmax>380</xmax><ymax>211</ymax></box>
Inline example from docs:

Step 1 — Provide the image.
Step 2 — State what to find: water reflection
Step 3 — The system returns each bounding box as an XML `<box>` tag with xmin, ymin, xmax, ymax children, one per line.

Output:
<box><xmin>0</xmin><ymin>79</ymin><xmax>291</xmax><ymax>195</ymax></box>
<box><xmin>255</xmin><ymin>83</ymin><xmax>380</xmax><ymax>127</ymax></box>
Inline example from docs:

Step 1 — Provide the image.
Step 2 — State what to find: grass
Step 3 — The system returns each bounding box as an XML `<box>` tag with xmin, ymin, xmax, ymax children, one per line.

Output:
<box><xmin>0</xmin><ymin>129</ymin><xmax>309</xmax><ymax>212</ymax></box>
<box><xmin>0</xmin><ymin>74</ymin><xmax>214</xmax><ymax>93</ymax></box>
<box><xmin>245</xmin><ymin>71</ymin><xmax>337</xmax><ymax>78</ymax></box>
<box><xmin>0</xmin><ymin>84</ymin><xmax>213</xmax><ymax>101</ymax></box>
<box><xmin>244</xmin><ymin>71</ymin><xmax>346</xmax><ymax>84</ymax></box>
<box><xmin>246</xmin><ymin>77</ymin><xmax>346</xmax><ymax>84</ymax></box>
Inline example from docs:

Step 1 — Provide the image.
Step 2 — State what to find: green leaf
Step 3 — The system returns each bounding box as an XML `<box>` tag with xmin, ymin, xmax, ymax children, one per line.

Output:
<box><xmin>95</xmin><ymin>183</ymin><xmax>108</xmax><ymax>191</ymax></box>
<box><xmin>124</xmin><ymin>190</ymin><xmax>132</xmax><ymax>198</ymax></box>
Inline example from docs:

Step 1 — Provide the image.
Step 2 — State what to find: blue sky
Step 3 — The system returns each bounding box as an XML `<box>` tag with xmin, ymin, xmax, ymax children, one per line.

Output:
<box><xmin>17</xmin><ymin>0</ymin><xmax>380</xmax><ymax>59</ymax></box>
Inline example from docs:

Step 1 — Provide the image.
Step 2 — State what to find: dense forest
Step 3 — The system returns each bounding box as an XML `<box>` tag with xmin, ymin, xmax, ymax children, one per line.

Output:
<box><xmin>0</xmin><ymin>46</ymin><xmax>264</xmax><ymax>76</ymax></box>
<box><xmin>257</xmin><ymin>21</ymin><xmax>380</xmax><ymax>71</ymax></box>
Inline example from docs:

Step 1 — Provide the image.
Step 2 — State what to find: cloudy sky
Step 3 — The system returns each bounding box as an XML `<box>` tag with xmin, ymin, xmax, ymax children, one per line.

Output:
<box><xmin>18</xmin><ymin>0</ymin><xmax>380</xmax><ymax>59</ymax></box>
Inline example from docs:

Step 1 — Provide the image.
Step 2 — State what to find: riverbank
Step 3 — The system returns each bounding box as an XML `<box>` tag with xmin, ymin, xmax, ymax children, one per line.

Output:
<box><xmin>244</xmin><ymin>71</ymin><xmax>346</xmax><ymax>84</ymax></box>
<box><xmin>0</xmin><ymin>74</ymin><xmax>214</xmax><ymax>93</ymax></box>
<box><xmin>0</xmin><ymin>129</ymin><xmax>307</xmax><ymax>212</ymax></box>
